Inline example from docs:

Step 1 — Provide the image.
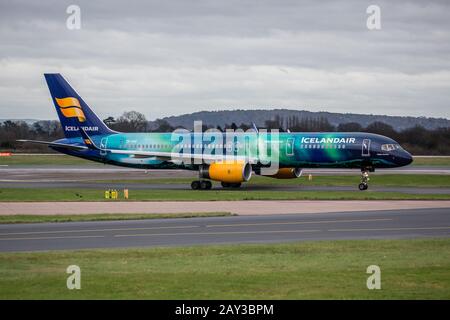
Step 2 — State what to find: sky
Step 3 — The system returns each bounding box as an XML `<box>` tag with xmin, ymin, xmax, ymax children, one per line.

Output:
<box><xmin>0</xmin><ymin>0</ymin><xmax>449</xmax><ymax>121</ymax></box>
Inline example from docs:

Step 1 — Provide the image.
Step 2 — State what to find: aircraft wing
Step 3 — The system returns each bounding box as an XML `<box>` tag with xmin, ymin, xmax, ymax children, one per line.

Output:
<box><xmin>16</xmin><ymin>139</ymin><xmax>88</xmax><ymax>151</ymax></box>
<box><xmin>108</xmin><ymin>149</ymin><xmax>258</xmax><ymax>163</ymax></box>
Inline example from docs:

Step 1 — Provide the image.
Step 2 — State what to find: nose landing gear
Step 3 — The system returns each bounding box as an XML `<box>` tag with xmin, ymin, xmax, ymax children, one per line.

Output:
<box><xmin>358</xmin><ymin>170</ymin><xmax>370</xmax><ymax>190</ymax></box>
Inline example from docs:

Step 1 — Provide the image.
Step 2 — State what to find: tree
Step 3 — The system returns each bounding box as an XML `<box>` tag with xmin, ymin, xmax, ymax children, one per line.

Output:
<box><xmin>337</xmin><ymin>122</ymin><xmax>364</xmax><ymax>132</ymax></box>
<box><xmin>103</xmin><ymin>116</ymin><xmax>116</xmax><ymax>126</ymax></box>
<box><xmin>111</xmin><ymin>111</ymin><xmax>148</xmax><ymax>132</ymax></box>
<box><xmin>239</xmin><ymin>123</ymin><xmax>251</xmax><ymax>131</ymax></box>
<box><xmin>365</xmin><ymin>121</ymin><xmax>398</xmax><ymax>139</ymax></box>
<box><xmin>152</xmin><ymin>119</ymin><xmax>174</xmax><ymax>132</ymax></box>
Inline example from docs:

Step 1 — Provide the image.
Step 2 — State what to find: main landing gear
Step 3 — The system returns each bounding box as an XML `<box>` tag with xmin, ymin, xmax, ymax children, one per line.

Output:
<box><xmin>358</xmin><ymin>169</ymin><xmax>370</xmax><ymax>191</ymax></box>
<box><xmin>191</xmin><ymin>180</ymin><xmax>212</xmax><ymax>190</ymax></box>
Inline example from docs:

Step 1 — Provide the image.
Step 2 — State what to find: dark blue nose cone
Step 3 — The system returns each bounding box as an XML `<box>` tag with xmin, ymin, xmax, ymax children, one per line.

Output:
<box><xmin>401</xmin><ymin>150</ymin><xmax>413</xmax><ymax>166</ymax></box>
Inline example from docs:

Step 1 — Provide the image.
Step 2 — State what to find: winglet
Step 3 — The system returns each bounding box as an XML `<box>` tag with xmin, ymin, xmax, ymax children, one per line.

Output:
<box><xmin>251</xmin><ymin>122</ymin><xmax>259</xmax><ymax>133</ymax></box>
<box><xmin>16</xmin><ymin>139</ymin><xmax>88</xmax><ymax>151</ymax></box>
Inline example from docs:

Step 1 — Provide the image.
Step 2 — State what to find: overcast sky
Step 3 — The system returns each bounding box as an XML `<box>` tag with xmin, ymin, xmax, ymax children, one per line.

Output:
<box><xmin>0</xmin><ymin>0</ymin><xmax>449</xmax><ymax>121</ymax></box>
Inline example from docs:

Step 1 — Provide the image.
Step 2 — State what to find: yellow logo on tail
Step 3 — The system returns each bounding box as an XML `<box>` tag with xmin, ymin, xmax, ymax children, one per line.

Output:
<box><xmin>55</xmin><ymin>97</ymin><xmax>86</xmax><ymax>122</ymax></box>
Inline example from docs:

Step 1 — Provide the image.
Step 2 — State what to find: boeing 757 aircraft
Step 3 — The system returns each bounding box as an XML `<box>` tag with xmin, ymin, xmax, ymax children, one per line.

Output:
<box><xmin>18</xmin><ymin>74</ymin><xmax>413</xmax><ymax>190</ymax></box>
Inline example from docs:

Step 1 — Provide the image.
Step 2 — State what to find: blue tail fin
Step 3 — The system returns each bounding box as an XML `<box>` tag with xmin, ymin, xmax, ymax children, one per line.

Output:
<box><xmin>44</xmin><ymin>73</ymin><xmax>115</xmax><ymax>138</ymax></box>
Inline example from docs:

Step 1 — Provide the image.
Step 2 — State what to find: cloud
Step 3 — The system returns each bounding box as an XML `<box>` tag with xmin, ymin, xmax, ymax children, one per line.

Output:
<box><xmin>0</xmin><ymin>0</ymin><xmax>449</xmax><ymax>119</ymax></box>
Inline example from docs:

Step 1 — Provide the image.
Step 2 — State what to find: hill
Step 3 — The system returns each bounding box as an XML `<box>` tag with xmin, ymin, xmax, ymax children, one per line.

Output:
<box><xmin>157</xmin><ymin>109</ymin><xmax>450</xmax><ymax>130</ymax></box>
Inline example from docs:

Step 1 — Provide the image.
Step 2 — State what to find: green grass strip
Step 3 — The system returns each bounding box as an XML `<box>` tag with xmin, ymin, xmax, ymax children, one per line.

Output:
<box><xmin>0</xmin><ymin>239</ymin><xmax>449</xmax><ymax>299</ymax></box>
<box><xmin>1</xmin><ymin>188</ymin><xmax>450</xmax><ymax>201</ymax></box>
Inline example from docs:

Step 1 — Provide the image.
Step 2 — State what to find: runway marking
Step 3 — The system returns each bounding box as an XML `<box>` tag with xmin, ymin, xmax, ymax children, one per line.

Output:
<box><xmin>0</xmin><ymin>235</ymin><xmax>104</xmax><ymax>241</ymax></box>
<box><xmin>328</xmin><ymin>226</ymin><xmax>450</xmax><ymax>232</ymax></box>
<box><xmin>0</xmin><ymin>218</ymin><xmax>393</xmax><ymax>237</ymax></box>
<box><xmin>114</xmin><ymin>229</ymin><xmax>320</xmax><ymax>238</ymax></box>
<box><xmin>0</xmin><ymin>225</ymin><xmax>200</xmax><ymax>236</ymax></box>
<box><xmin>115</xmin><ymin>226</ymin><xmax>450</xmax><ymax>238</ymax></box>
<box><xmin>205</xmin><ymin>218</ymin><xmax>392</xmax><ymax>228</ymax></box>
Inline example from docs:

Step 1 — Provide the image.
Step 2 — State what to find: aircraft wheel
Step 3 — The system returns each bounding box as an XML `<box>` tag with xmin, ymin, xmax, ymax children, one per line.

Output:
<box><xmin>358</xmin><ymin>183</ymin><xmax>368</xmax><ymax>191</ymax></box>
<box><xmin>191</xmin><ymin>180</ymin><xmax>201</xmax><ymax>190</ymax></box>
<box><xmin>200</xmin><ymin>180</ymin><xmax>212</xmax><ymax>190</ymax></box>
<box><xmin>221</xmin><ymin>182</ymin><xmax>230</xmax><ymax>188</ymax></box>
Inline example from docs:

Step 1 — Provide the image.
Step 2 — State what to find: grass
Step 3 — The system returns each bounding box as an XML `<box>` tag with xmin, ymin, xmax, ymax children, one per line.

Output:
<box><xmin>1</xmin><ymin>154</ymin><xmax>449</xmax><ymax>166</ymax></box>
<box><xmin>412</xmin><ymin>156</ymin><xmax>450</xmax><ymax>166</ymax></box>
<box><xmin>93</xmin><ymin>174</ymin><xmax>450</xmax><ymax>188</ymax></box>
<box><xmin>0</xmin><ymin>154</ymin><xmax>102</xmax><ymax>166</ymax></box>
<box><xmin>0</xmin><ymin>212</ymin><xmax>232</xmax><ymax>224</ymax></box>
<box><xmin>1</xmin><ymin>188</ymin><xmax>450</xmax><ymax>202</ymax></box>
<box><xmin>250</xmin><ymin>174</ymin><xmax>450</xmax><ymax>187</ymax></box>
<box><xmin>0</xmin><ymin>239</ymin><xmax>449</xmax><ymax>299</ymax></box>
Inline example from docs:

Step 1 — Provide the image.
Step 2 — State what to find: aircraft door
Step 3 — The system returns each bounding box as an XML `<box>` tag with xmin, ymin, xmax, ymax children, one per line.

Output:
<box><xmin>100</xmin><ymin>137</ymin><xmax>108</xmax><ymax>156</ymax></box>
<box><xmin>286</xmin><ymin>138</ymin><xmax>294</xmax><ymax>156</ymax></box>
<box><xmin>245</xmin><ymin>136</ymin><xmax>250</xmax><ymax>160</ymax></box>
<box><xmin>362</xmin><ymin>139</ymin><xmax>370</xmax><ymax>157</ymax></box>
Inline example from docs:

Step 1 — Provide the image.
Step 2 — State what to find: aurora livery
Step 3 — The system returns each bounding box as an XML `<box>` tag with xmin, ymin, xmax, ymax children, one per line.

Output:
<box><xmin>18</xmin><ymin>74</ymin><xmax>413</xmax><ymax>191</ymax></box>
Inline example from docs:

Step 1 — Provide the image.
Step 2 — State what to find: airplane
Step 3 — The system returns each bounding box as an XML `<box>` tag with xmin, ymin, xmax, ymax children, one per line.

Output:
<box><xmin>18</xmin><ymin>74</ymin><xmax>413</xmax><ymax>191</ymax></box>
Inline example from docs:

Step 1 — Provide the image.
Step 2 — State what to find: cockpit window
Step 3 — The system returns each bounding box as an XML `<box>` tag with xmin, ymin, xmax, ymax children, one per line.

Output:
<box><xmin>381</xmin><ymin>144</ymin><xmax>400</xmax><ymax>151</ymax></box>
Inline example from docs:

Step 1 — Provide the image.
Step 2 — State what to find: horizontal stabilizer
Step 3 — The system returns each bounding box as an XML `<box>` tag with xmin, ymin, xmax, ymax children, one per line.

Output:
<box><xmin>16</xmin><ymin>139</ymin><xmax>88</xmax><ymax>151</ymax></box>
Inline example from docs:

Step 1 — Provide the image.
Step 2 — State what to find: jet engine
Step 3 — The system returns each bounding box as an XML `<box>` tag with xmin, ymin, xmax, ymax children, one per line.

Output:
<box><xmin>265</xmin><ymin>167</ymin><xmax>302</xmax><ymax>179</ymax></box>
<box><xmin>200</xmin><ymin>161</ymin><xmax>252</xmax><ymax>183</ymax></box>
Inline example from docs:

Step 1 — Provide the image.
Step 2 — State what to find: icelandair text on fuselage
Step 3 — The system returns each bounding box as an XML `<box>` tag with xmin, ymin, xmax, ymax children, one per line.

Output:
<box><xmin>65</xmin><ymin>126</ymin><xmax>99</xmax><ymax>132</ymax></box>
<box><xmin>301</xmin><ymin>137</ymin><xmax>356</xmax><ymax>144</ymax></box>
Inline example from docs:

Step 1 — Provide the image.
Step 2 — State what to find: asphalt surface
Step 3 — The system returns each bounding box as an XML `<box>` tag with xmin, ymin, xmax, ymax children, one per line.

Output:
<box><xmin>1</xmin><ymin>207</ymin><xmax>449</xmax><ymax>252</ymax></box>
<box><xmin>1</xmin><ymin>180</ymin><xmax>448</xmax><ymax>194</ymax></box>
<box><xmin>1</xmin><ymin>166</ymin><xmax>449</xmax><ymax>194</ymax></box>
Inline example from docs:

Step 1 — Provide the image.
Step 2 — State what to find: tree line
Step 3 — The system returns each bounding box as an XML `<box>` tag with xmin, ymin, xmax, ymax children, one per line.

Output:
<box><xmin>0</xmin><ymin>111</ymin><xmax>448</xmax><ymax>155</ymax></box>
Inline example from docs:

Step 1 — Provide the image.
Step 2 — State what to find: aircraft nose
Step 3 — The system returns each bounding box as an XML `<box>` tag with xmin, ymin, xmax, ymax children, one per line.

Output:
<box><xmin>402</xmin><ymin>150</ymin><xmax>413</xmax><ymax>166</ymax></box>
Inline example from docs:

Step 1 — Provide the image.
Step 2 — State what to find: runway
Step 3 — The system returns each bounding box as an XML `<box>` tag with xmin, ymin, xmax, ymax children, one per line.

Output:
<box><xmin>1</xmin><ymin>165</ymin><xmax>449</xmax><ymax>194</ymax></box>
<box><xmin>0</xmin><ymin>181</ymin><xmax>448</xmax><ymax>194</ymax></box>
<box><xmin>0</xmin><ymin>207</ymin><xmax>449</xmax><ymax>252</ymax></box>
